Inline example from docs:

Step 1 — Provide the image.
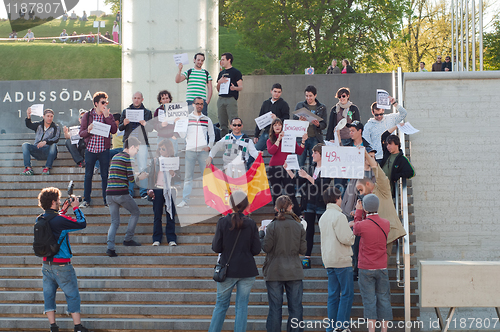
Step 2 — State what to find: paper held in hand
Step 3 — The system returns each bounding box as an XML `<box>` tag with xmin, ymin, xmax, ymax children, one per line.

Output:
<box><xmin>281</xmin><ymin>133</ymin><xmax>296</xmax><ymax>153</ymax></box>
<box><xmin>159</xmin><ymin>102</ymin><xmax>189</xmax><ymax>123</ymax></box>
<box><xmin>89</xmin><ymin>121</ymin><xmax>111</xmax><ymax>138</ymax></box>
<box><xmin>219</xmin><ymin>77</ymin><xmax>231</xmax><ymax>95</ymax></box>
<box><xmin>126</xmin><ymin>109</ymin><xmax>144</xmax><ymax>123</ymax></box>
<box><xmin>292</xmin><ymin>108</ymin><xmax>323</xmax><ymax>122</ymax></box>
<box><xmin>376</xmin><ymin>89</ymin><xmax>391</xmax><ymax>110</ymax></box>
<box><xmin>69</xmin><ymin>126</ymin><xmax>81</xmax><ymax>144</ymax></box>
<box><xmin>255</xmin><ymin>112</ymin><xmax>273</xmax><ymax>130</ymax></box>
<box><xmin>30</xmin><ymin>104</ymin><xmax>44</xmax><ymax>117</ymax></box>
<box><xmin>285</xmin><ymin>154</ymin><xmax>300</xmax><ymax>170</ymax></box>
<box><xmin>283</xmin><ymin>120</ymin><xmax>308</xmax><ymax>137</ymax></box>
<box><xmin>174</xmin><ymin>118</ymin><xmax>189</xmax><ymax>133</ymax></box>
<box><xmin>321</xmin><ymin>146</ymin><xmax>365</xmax><ymax>179</ymax></box>
<box><xmin>398</xmin><ymin>122</ymin><xmax>420</xmax><ymax>135</ymax></box>
<box><xmin>159</xmin><ymin>157</ymin><xmax>180</xmax><ymax>171</ymax></box>
<box><xmin>173</xmin><ymin>53</ymin><xmax>190</xmax><ymax>65</ymax></box>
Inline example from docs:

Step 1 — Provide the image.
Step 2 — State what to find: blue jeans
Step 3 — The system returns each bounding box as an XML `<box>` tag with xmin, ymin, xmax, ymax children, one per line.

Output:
<box><xmin>65</xmin><ymin>140</ymin><xmax>84</xmax><ymax>165</ymax></box>
<box><xmin>326</xmin><ymin>267</ymin><xmax>354</xmax><ymax>331</ymax></box>
<box><xmin>42</xmin><ymin>263</ymin><xmax>80</xmax><ymax>314</ymax></box>
<box><xmin>182</xmin><ymin>150</ymin><xmax>209</xmax><ymax>202</ymax></box>
<box><xmin>84</xmin><ymin>149</ymin><xmax>110</xmax><ymax>204</ymax></box>
<box><xmin>128</xmin><ymin>145</ymin><xmax>148</xmax><ymax>197</ymax></box>
<box><xmin>247</xmin><ymin>132</ymin><xmax>269</xmax><ymax>169</ymax></box>
<box><xmin>208</xmin><ymin>276</ymin><xmax>256</xmax><ymax>332</ymax></box>
<box><xmin>298</xmin><ymin>137</ymin><xmax>318</xmax><ymax>167</ymax></box>
<box><xmin>358</xmin><ymin>269</ymin><xmax>393</xmax><ymax>321</ymax></box>
<box><xmin>152</xmin><ymin>189</ymin><xmax>177</xmax><ymax>243</ymax></box>
<box><xmin>266</xmin><ymin>280</ymin><xmax>304</xmax><ymax>332</ymax></box>
<box><xmin>107</xmin><ymin>194</ymin><xmax>140</xmax><ymax>250</ymax></box>
<box><xmin>22</xmin><ymin>142</ymin><xmax>58</xmax><ymax>168</ymax></box>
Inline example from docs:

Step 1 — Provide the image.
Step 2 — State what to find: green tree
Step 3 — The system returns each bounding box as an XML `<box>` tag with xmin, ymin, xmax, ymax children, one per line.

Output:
<box><xmin>223</xmin><ymin>0</ymin><xmax>409</xmax><ymax>74</ymax></box>
<box><xmin>483</xmin><ymin>20</ymin><xmax>500</xmax><ymax>70</ymax></box>
<box><xmin>104</xmin><ymin>0</ymin><xmax>120</xmax><ymax>14</ymax></box>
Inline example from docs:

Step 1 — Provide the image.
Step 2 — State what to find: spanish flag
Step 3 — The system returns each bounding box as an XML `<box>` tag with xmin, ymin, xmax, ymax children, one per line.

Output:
<box><xmin>203</xmin><ymin>153</ymin><xmax>272</xmax><ymax>215</ymax></box>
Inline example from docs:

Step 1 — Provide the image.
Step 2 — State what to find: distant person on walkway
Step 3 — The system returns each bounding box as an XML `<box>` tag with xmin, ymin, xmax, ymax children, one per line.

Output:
<box><xmin>147</xmin><ymin>139</ymin><xmax>178</xmax><ymax>247</ymax></box>
<box><xmin>326</xmin><ymin>59</ymin><xmax>341</xmax><ymax>74</ymax></box>
<box><xmin>80</xmin><ymin>11</ymin><xmax>87</xmax><ymax>21</ymax></box>
<box><xmin>418</xmin><ymin>62</ymin><xmax>428</xmax><ymax>72</ymax></box>
<box><xmin>24</xmin><ymin>29</ymin><xmax>34</xmax><ymax>42</ymax></box>
<box><xmin>62</xmin><ymin>11</ymin><xmax>68</xmax><ymax>21</ymax></box>
<box><xmin>175</xmin><ymin>52</ymin><xmax>213</xmax><ymax>116</ymax></box>
<box><xmin>362</xmin><ymin>96</ymin><xmax>407</xmax><ymax>162</ymax></box>
<box><xmin>208</xmin><ymin>191</ymin><xmax>261</xmax><ymax>332</ymax></box>
<box><xmin>112</xmin><ymin>21</ymin><xmax>119</xmax><ymax>43</ymax></box>
<box><xmin>216</xmin><ymin>52</ymin><xmax>243</xmax><ymax>136</ymax></box>
<box><xmin>79</xmin><ymin>91</ymin><xmax>118</xmax><ymax>207</ymax></box>
<box><xmin>21</xmin><ymin>108</ymin><xmax>61</xmax><ymax>176</ymax></box>
<box><xmin>352</xmin><ymin>194</ymin><xmax>392</xmax><ymax>332</ymax></box>
<box><xmin>341</xmin><ymin>59</ymin><xmax>355</xmax><ymax>74</ymax></box>
<box><xmin>431</xmin><ymin>55</ymin><xmax>443</xmax><ymax>71</ymax></box>
<box><xmin>59</xmin><ymin>29</ymin><xmax>68</xmax><ymax>42</ymax></box>
<box><xmin>116</xmin><ymin>10</ymin><xmax>121</xmax><ymax>22</ymax></box>
<box><xmin>259</xmin><ymin>195</ymin><xmax>307</xmax><ymax>332</ymax></box>
<box><xmin>63</xmin><ymin>109</ymin><xmax>87</xmax><ymax>168</ymax></box>
<box><xmin>319</xmin><ymin>187</ymin><xmax>355</xmax><ymax>332</ymax></box>
<box><xmin>37</xmin><ymin>186</ymin><xmax>89</xmax><ymax>332</ymax></box>
<box><xmin>177</xmin><ymin>97</ymin><xmax>215</xmax><ymax>208</ymax></box>
<box><xmin>442</xmin><ymin>56</ymin><xmax>452</xmax><ymax>71</ymax></box>
<box><xmin>70</xmin><ymin>11</ymin><xmax>77</xmax><ymax>20</ymax></box>
<box><xmin>106</xmin><ymin>137</ymin><xmax>148</xmax><ymax>257</ymax></box>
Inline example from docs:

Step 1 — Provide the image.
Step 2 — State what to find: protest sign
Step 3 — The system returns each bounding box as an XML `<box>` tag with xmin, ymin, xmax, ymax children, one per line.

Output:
<box><xmin>89</xmin><ymin>121</ymin><xmax>111</xmax><ymax>138</ymax></box>
<box><xmin>159</xmin><ymin>157</ymin><xmax>180</xmax><ymax>171</ymax></box>
<box><xmin>285</xmin><ymin>154</ymin><xmax>300</xmax><ymax>170</ymax></box>
<box><xmin>255</xmin><ymin>112</ymin><xmax>273</xmax><ymax>130</ymax></box>
<box><xmin>376</xmin><ymin>89</ymin><xmax>391</xmax><ymax>109</ymax></box>
<box><xmin>162</xmin><ymin>102</ymin><xmax>189</xmax><ymax>122</ymax></box>
<box><xmin>174</xmin><ymin>118</ymin><xmax>188</xmax><ymax>133</ymax></box>
<box><xmin>69</xmin><ymin>126</ymin><xmax>81</xmax><ymax>144</ymax></box>
<box><xmin>126</xmin><ymin>109</ymin><xmax>144</xmax><ymax>123</ymax></box>
<box><xmin>30</xmin><ymin>104</ymin><xmax>44</xmax><ymax>117</ymax></box>
<box><xmin>283</xmin><ymin>120</ymin><xmax>308</xmax><ymax>137</ymax></box>
<box><xmin>281</xmin><ymin>133</ymin><xmax>296</xmax><ymax>153</ymax></box>
<box><xmin>398</xmin><ymin>122</ymin><xmax>420</xmax><ymax>135</ymax></box>
<box><xmin>292</xmin><ymin>108</ymin><xmax>323</xmax><ymax>122</ymax></box>
<box><xmin>321</xmin><ymin>146</ymin><xmax>365</xmax><ymax>179</ymax></box>
<box><xmin>173</xmin><ymin>53</ymin><xmax>190</xmax><ymax>65</ymax></box>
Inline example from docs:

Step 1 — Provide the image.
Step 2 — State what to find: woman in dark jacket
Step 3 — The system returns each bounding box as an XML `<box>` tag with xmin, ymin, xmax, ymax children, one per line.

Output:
<box><xmin>259</xmin><ymin>195</ymin><xmax>307</xmax><ymax>332</ymax></box>
<box><xmin>341</xmin><ymin>59</ymin><xmax>356</xmax><ymax>74</ymax></box>
<box><xmin>297</xmin><ymin>143</ymin><xmax>334</xmax><ymax>269</ymax></box>
<box><xmin>208</xmin><ymin>191</ymin><xmax>261</xmax><ymax>332</ymax></box>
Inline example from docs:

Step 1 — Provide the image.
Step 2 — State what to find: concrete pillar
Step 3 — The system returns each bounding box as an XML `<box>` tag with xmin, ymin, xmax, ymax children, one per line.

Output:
<box><xmin>121</xmin><ymin>0</ymin><xmax>218</xmax><ymax>117</ymax></box>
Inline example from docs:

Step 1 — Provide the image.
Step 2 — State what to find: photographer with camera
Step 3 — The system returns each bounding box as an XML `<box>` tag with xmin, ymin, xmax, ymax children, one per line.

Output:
<box><xmin>35</xmin><ymin>187</ymin><xmax>89</xmax><ymax>332</ymax></box>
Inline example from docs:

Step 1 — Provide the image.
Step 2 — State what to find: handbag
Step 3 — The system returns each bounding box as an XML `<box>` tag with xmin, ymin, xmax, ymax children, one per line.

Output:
<box><xmin>213</xmin><ymin>229</ymin><xmax>242</xmax><ymax>282</ymax></box>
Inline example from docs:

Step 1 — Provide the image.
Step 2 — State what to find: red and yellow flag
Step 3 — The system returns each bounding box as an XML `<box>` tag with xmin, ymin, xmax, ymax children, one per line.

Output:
<box><xmin>203</xmin><ymin>153</ymin><xmax>272</xmax><ymax>215</ymax></box>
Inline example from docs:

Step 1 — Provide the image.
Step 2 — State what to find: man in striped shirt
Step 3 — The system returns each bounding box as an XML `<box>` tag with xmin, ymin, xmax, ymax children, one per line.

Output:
<box><xmin>105</xmin><ymin>136</ymin><xmax>149</xmax><ymax>257</ymax></box>
<box><xmin>175</xmin><ymin>52</ymin><xmax>213</xmax><ymax>116</ymax></box>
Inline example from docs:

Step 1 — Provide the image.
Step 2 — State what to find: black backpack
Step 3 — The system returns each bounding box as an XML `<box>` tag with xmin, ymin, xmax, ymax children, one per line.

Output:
<box><xmin>33</xmin><ymin>213</ymin><xmax>64</xmax><ymax>257</ymax></box>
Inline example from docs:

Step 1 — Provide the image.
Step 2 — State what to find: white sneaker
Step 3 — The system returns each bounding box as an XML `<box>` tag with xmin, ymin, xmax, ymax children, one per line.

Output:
<box><xmin>152</xmin><ymin>241</ymin><xmax>160</xmax><ymax>246</ymax></box>
<box><xmin>176</xmin><ymin>200</ymin><xmax>188</xmax><ymax>208</ymax></box>
<box><xmin>168</xmin><ymin>241</ymin><xmax>177</xmax><ymax>246</ymax></box>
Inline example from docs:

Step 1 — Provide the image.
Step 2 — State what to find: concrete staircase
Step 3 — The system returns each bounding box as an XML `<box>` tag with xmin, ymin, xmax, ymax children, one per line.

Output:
<box><xmin>0</xmin><ymin>133</ymin><xmax>419</xmax><ymax>331</ymax></box>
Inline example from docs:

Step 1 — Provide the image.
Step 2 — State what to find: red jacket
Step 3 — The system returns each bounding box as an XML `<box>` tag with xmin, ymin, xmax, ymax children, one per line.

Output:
<box><xmin>353</xmin><ymin>210</ymin><xmax>390</xmax><ymax>270</ymax></box>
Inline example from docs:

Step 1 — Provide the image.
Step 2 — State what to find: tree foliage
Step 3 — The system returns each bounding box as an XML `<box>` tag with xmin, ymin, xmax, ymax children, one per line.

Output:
<box><xmin>222</xmin><ymin>0</ymin><xmax>409</xmax><ymax>74</ymax></box>
<box><xmin>104</xmin><ymin>0</ymin><xmax>120</xmax><ymax>14</ymax></box>
<box><xmin>483</xmin><ymin>20</ymin><xmax>500</xmax><ymax>70</ymax></box>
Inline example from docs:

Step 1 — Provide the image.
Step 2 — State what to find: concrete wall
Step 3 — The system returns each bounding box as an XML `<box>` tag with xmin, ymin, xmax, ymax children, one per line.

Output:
<box><xmin>236</xmin><ymin>73</ymin><xmax>392</xmax><ymax>134</ymax></box>
<box><xmin>404</xmin><ymin>71</ymin><xmax>500</xmax><ymax>326</ymax></box>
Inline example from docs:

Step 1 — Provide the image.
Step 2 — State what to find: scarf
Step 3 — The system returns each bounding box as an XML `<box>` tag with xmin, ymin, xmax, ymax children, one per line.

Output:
<box><xmin>163</xmin><ymin>170</ymin><xmax>173</xmax><ymax>218</ymax></box>
<box><xmin>336</xmin><ymin>101</ymin><xmax>353</xmax><ymax>118</ymax></box>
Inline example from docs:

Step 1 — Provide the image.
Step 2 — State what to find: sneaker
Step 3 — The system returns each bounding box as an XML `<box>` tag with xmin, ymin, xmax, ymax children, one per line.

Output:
<box><xmin>42</xmin><ymin>167</ymin><xmax>50</xmax><ymax>175</ymax></box>
<box><xmin>302</xmin><ymin>257</ymin><xmax>311</xmax><ymax>269</ymax></box>
<box><xmin>20</xmin><ymin>167</ymin><xmax>34</xmax><ymax>175</ymax></box>
<box><xmin>77</xmin><ymin>161</ymin><xmax>85</xmax><ymax>168</ymax></box>
<box><xmin>79</xmin><ymin>201</ymin><xmax>90</xmax><ymax>208</ymax></box>
<box><xmin>50</xmin><ymin>324</ymin><xmax>59</xmax><ymax>332</ymax></box>
<box><xmin>123</xmin><ymin>240</ymin><xmax>141</xmax><ymax>246</ymax></box>
<box><xmin>168</xmin><ymin>241</ymin><xmax>177</xmax><ymax>246</ymax></box>
<box><xmin>141</xmin><ymin>194</ymin><xmax>149</xmax><ymax>200</ymax></box>
<box><xmin>152</xmin><ymin>241</ymin><xmax>160</xmax><ymax>246</ymax></box>
<box><xmin>93</xmin><ymin>167</ymin><xmax>99</xmax><ymax>174</ymax></box>
<box><xmin>74</xmin><ymin>324</ymin><xmax>89</xmax><ymax>332</ymax></box>
<box><xmin>106</xmin><ymin>249</ymin><xmax>118</xmax><ymax>257</ymax></box>
<box><xmin>176</xmin><ymin>200</ymin><xmax>188</xmax><ymax>208</ymax></box>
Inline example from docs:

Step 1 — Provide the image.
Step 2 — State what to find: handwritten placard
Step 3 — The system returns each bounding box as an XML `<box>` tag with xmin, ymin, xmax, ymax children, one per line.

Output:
<box><xmin>281</xmin><ymin>133</ymin><xmax>296</xmax><ymax>153</ymax></box>
<box><xmin>321</xmin><ymin>146</ymin><xmax>365</xmax><ymax>179</ymax></box>
<box><xmin>398</xmin><ymin>122</ymin><xmax>420</xmax><ymax>135</ymax></box>
<box><xmin>126</xmin><ymin>109</ymin><xmax>144</xmax><ymax>123</ymax></box>
<box><xmin>285</xmin><ymin>154</ymin><xmax>300</xmax><ymax>170</ymax></box>
<box><xmin>174</xmin><ymin>118</ymin><xmax>188</xmax><ymax>133</ymax></box>
<box><xmin>283</xmin><ymin>120</ymin><xmax>308</xmax><ymax>137</ymax></box>
<box><xmin>162</xmin><ymin>102</ymin><xmax>189</xmax><ymax>122</ymax></box>
<box><xmin>69</xmin><ymin>126</ymin><xmax>81</xmax><ymax>144</ymax></box>
<box><xmin>293</xmin><ymin>108</ymin><xmax>323</xmax><ymax>122</ymax></box>
<box><xmin>31</xmin><ymin>104</ymin><xmax>44</xmax><ymax>117</ymax></box>
<box><xmin>89</xmin><ymin>121</ymin><xmax>111</xmax><ymax>138</ymax></box>
<box><xmin>377</xmin><ymin>89</ymin><xmax>391</xmax><ymax>110</ymax></box>
<box><xmin>255</xmin><ymin>111</ymin><xmax>273</xmax><ymax>130</ymax></box>
<box><xmin>219</xmin><ymin>77</ymin><xmax>231</xmax><ymax>95</ymax></box>
<box><xmin>173</xmin><ymin>53</ymin><xmax>189</xmax><ymax>65</ymax></box>
<box><xmin>159</xmin><ymin>157</ymin><xmax>180</xmax><ymax>171</ymax></box>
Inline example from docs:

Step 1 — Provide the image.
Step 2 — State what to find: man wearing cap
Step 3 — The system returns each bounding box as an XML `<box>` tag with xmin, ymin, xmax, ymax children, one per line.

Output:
<box><xmin>63</xmin><ymin>110</ymin><xmax>87</xmax><ymax>168</ymax></box>
<box><xmin>362</xmin><ymin>95</ymin><xmax>407</xmax><ymax>163</ymax></box>
<box><xmin>21</xmin><ymin>107</ymin><xmax>61</xmax><ymax>175</ymax></box>
<box><xmin>351</xmin><ymin>194</ymin><xmax>392</xmax><ymax>332</ymax></box>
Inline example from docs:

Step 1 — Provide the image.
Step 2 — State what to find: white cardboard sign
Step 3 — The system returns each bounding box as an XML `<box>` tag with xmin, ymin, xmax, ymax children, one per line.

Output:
<box><xmin>321</xmin><ymin>146</ymin><xmax>365</xmax><ymax>179</ymax></box>
<box><xmin>283</xmin><ymin>120</ymin><xmax>308</xmax><ymax>137</ymax></box>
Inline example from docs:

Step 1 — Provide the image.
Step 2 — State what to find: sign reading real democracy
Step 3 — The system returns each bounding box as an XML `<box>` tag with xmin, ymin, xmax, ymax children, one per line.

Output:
<box><xmin>159</xmin><ymin>102</ymin><xmax>189</xmax><ymax>122</ymax></box>
<box><xmin>321</xmin><ymin>146</ymin><xmax>365</xmax><ymax>179</ymax></box>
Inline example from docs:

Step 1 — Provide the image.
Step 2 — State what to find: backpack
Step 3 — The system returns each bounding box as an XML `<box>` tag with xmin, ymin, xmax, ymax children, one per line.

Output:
<box><xmin>33</xmin><ymin>213</ymin><xmax>64</xmax><ymax>257</ymax></box>
<box><xmin>186</xmin><ymin>68</ymin><xmax>209</xmax><ymax>84</ymax></box>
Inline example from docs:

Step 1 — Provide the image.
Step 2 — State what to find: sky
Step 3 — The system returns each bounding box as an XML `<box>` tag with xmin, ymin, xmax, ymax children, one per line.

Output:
<box><xmin>0</xmin><ymin>0</ymin><xmax>113</xmax><ymax>19</ymax></box>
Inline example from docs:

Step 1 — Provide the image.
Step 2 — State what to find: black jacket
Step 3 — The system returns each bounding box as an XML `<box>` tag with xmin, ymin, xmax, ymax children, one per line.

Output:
<box><xmin>344</xmin><ymin>137</ymin><xmax>372</xmax><ymax>150</ymax></box>
<box><xmin>119</xmin><ymin>103</ymin><xmax>153</xmax><ymax>144</ymax></box>
<box><xmin>380</xmin><ymin>131</ymin><xmax>415</xmax><ymax>184</ymax></box>
<box><xmin>326</xmin><ymin>104</ymin><xmax>361</xmax><ymax>141</ymax></box>
<box><xmin>254</xmin><ymin>97</ymin><xmax>290</xmax><ymax>138</ymax></box>
<box><xmin>293</xmin><ymin>99</ymin><xmax>327</xmax><ymax>143</ymax></box>
<box><xmin>212</xmin><ymin>213</ymin><xmax>261</xmax><ymax>278</ymax></box>
<box><xmin>442</xmin><ymin>62</ymin><xmax>452</xmax><ymax>71</ymax></box>
<box><xmin>297</xmin><ymin>164</ymin><xmax>334</xmax><ymax>211</ymax></box>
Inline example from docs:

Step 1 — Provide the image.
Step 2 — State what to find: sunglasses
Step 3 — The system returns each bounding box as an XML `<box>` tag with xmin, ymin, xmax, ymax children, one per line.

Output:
<box><xmin>100</xmin><ymin>101</ymin><xmax>109</xmax><ymax>105</ymax></box>
<box><xmin>374</xmin><ymin>113</ymin><xmax>384</xmax><ymax>117</ymax></box>
<box><xmin>339</xmin><ymin>94</ymin><xmax>348</xmax><ymax>98</ymax></box>
<box><xmin>232</xmin><ymin>124</ymin><xmax>242</xmax><ymax>127</ymax></box>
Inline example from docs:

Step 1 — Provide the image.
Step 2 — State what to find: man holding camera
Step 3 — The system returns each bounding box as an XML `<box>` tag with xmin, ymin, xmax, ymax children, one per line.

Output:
<box><xmin>37</xmin><ymin>187</ymin><xmax>89</xmax><ymax>332</ymax></box>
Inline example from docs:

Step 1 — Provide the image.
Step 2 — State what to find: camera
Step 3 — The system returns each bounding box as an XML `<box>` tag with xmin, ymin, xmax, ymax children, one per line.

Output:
<box><xmin>66</xmin><ymin>180</ymin><xmax>82</xmax><ymax>203</ymax></box>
